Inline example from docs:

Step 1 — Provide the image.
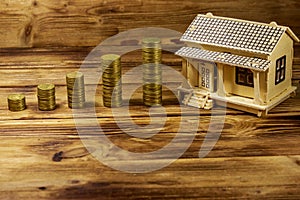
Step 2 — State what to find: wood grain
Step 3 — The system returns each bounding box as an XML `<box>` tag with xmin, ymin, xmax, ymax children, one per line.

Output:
<box><xmin>0</xmin><ymin>0</ymin><xmax>300</xmax><ymax>48</ymax></box>
<box><xmin>1</xmin><ymin>1</ymin><xmax>300</xmax><ymax>199</ymax></box>
<box><xmin>0</xmin><ymin>46</ymin><xmax>300</xmax><ymax>199</ymax></box>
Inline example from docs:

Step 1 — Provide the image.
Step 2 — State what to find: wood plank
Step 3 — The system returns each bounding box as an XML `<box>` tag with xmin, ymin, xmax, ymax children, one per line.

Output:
<box><xmin>0</xmin><ymin>82</ymin><xmax>299</xmax><ymax>119</ymax></box>
<box><xmin>0</xmin><ymin>14</ymin><xmax>32</xmax><ymax>47</ymax></box>
<box><xmin>1</xmin><ymin>113</ymin><xmax>300</xmax><ymax>157</ymax></box>
<box><xmin>0</xmin><ymin>0</ymin><xmax>300</xmax><ymax>47</ymax></box>
<box><xmin>0</xmin><ymin>135</ymin><xmax>300</xmax><ymax>199</ymax></box>
<box><xmin>0</xmin><ymin>38</ymin><xmax>299</xmax><ymax>199</ymax></box>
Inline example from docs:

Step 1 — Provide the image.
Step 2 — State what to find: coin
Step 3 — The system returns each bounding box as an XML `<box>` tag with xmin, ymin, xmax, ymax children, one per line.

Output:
<box><xmin>37</xmin><ymin>83</ymin><xmax>56</xmax><ymax>111</ymax></box>
<box><xmin>142</xmin><ymin>37</ymin><xmax>163</xmax><ymax>106</ymax></box>
<box><xmin>7</xmin><ymin>94</ymin><xmax>26</xmax><ymax>112</ymax></box>
<box><xmin>101</xmin><ymin>54</ymin><xmax>122</xmax><ymax>108</ymax></box>
<box><xmin>66</xmin><ymin>72</ymin><xmax>86</xmax><ymax>109</ymax></box>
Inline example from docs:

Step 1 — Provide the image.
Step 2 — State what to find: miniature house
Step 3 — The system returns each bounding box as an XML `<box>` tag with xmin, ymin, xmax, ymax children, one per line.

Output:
<box><xmin>176</xmin><ymin>13</ymin><xmax>299</xmax><ymax>117</ymax></box>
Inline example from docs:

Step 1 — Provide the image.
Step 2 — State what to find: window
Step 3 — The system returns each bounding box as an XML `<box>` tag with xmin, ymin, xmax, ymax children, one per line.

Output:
<box><xmin>201</xmin><ymin>66</ymin><xmax>210</xmax><ymax>89</ymax></box>
<box><xmin>275</xmin><ymin>56</ymin><xmax>286</xmax><ymax>85</ymax></box>
<box><xmin>235</xmin><ymin>67</ymin><xmax>254</xmax><ymax>87</ymax></box>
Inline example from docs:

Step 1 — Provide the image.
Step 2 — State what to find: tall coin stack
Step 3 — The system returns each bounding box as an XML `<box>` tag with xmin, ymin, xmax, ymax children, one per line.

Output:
<box><xmin>7</xmin><ymin>94</ymin><xmax>26</xmax><ymax>112</ymax></box>
<box><xmin>37</xmin><ymin>83</ymin><xmax>56</xmax><ymax>111</ymax></box>
<box><xmin>142</xmin><ymin>37</ymin><xmax>162</xmax><ymax>106</ymax></box>
<box><xmin>101</xmin><ymin>54</ymin><xmax>122</xmax><ymax>108</ymax></box>
<box><xmin>66</xmin><ymin>72</ymin><xmax>85</xmax><ymax>109</ymax></box>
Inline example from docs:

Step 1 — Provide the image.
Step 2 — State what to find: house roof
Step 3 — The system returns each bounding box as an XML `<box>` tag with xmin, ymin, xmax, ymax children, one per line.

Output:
<box><xmin>181</xmin><ymin>13</ymin><xmax>300</xmax><ymax>55</ymax></box>
<box><xmin>176</xmin><ymin>47</ymin><xmax>271</xmax><ymax>71</ymax></box>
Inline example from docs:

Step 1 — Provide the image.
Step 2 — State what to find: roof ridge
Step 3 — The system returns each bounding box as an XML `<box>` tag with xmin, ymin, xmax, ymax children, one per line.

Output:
<box><xmin>197</xmin><ymin>13</ymin><xmax>287</xmax><ymax>31</ymax></box>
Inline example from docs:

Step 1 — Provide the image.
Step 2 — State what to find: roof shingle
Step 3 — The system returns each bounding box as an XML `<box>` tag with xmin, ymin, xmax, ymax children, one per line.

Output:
<box><xmin>176</xmin><ymin>47</ymin><xmax>271</xmax><ymax>71</ymax></box>
<box><xmin>181</xmin><ymin>14</ymin><xmax>286</xmax><ymax>55</ymax></box>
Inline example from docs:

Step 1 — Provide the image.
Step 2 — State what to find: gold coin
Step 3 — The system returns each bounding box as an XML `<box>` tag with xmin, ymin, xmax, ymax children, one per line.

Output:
<box><xmin>102</xmin><ymin>76</ymin><xmax>121</xmax><ymax>82</ymax></box>
<box><xmin>38</xmin><ymin>83</ymin><xmax>55</xmax><ymax>91</ymax></box>
<box><xmin>101</xmin><ymin>54</ymin><xmax>123</xmax><ymax>108</ymax></box>
<box><xmin>142</xmin><ymin>37</ymin><xmax>163</xmax><ymax>107</ymax></box>
<box><xmin>66</xmin><ymin>71</ymin><xmax>84</xmax><ymax>79</ymax></box>
<box><xmin>7</xmin><ymin>94</ymin><xmax>26</xmax><ymax>112</ymax></box>
<box><xmin>101</xmin><ymin>54</ymin><xmax>120</xmax><ymax>61</ymax></box>
<box><xmin>142</xmin><ymin>37</ymin><xmax>161</xmax><ymax>45</ymax></box>
<box><xmin>143</xmin><ymin>101</ymin><xmax>162</xmax><ymax>107</ymax></box>
<box><xmin>103</xmin><ymin>102</ymin><xmax>122</xmax><ymax>108</ymax></box>
<box><xmin>66</xmin><ymin>71</ymin><xmax>86</xmax><ymax>109</ymax></box>
<box><xmin>37</xmin><ymin>84</ymin><xmax>56</xmax><ymax>111</ymax></box>
<box><xmin>8</xmin><ymin>94</ymin><xmax>25</xmax><ymax>101</ymax></box>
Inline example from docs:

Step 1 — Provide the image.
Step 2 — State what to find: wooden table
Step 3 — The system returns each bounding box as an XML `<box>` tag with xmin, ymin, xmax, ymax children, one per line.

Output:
<box><xmin>1</xmin><ymin>0</ymin><xmax>300</xmax><ymax>199</ymax></box>
<box><xmin>0</xmin><ymin>46</ymin><xmax>299</xmax><ymax>199</ymax></box>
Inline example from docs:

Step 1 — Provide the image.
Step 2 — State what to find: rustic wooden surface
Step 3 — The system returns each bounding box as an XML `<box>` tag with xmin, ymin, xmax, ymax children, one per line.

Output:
<box><xmin>0</xmin><ymin>0</ymin><xmax>300</xmax><ymax>48</ymax></box>
<box><xmin>1</xmin><ymin>0</ymin><xmax>300</xmax><ymax>199</ymax></box>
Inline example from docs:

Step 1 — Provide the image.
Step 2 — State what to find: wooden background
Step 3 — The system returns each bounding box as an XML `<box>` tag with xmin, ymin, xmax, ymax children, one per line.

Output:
<box><xmin>1</xmin><ymin>0</ymin><xmax>300</xmax><ymax>199</ymax></box>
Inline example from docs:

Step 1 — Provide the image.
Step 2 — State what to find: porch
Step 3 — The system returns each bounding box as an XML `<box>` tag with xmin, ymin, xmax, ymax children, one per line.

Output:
<box><xmin>211</xmin><ymin>86</ymin><xmax>297</xmax><ymax>117</ymax></box>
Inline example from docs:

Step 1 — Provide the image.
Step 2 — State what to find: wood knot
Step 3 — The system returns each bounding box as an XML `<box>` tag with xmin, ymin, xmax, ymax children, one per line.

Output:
<box><xmin>38</xmin><ymin>186</ymin><xmax>47</xmax><ymax>191</ymax></box>
<box><xmin>25</xmin><ymin>24</ymin><xmax>32</xmax><ymax>37</ymax></box>
<box><xmin>52</xmin><ymin>151</ymin><xmax>64</xmax><ymax>162</ymax></box>
<box><xmin>52</xmin><ymin>147</ymin><xmax>92</xmax><ymax>162</ymax></box>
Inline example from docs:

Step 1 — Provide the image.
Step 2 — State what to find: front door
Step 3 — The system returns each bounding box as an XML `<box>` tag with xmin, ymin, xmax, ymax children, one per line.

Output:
<box><xmin>198</xmin><ymin>61</ymin><xmax>215</xmax><ymax>92</ymax></box>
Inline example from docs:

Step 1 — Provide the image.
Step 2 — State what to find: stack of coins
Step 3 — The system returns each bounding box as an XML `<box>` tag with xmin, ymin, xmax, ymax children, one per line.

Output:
<box><xmin>142</xmin><ymin>37</ymin><xmax>162</xmax><ymax>106</ymax></box>
<box><xmin>66</xmin><ymin>72</ymin><xmax>85</xmax><ymax>109</ymax></box>
<box><xmin>101</xmin><ymin>54</ymin><xmax>122</xmax><ymax>108</ymax></box>
<box><xmin>37</xmin><ymin>83</ymin><xmax>56</xmax><ymax>111</ymax></box>
<box><xmin>7</xmin><ymin>94</ymin><xmax>26</xmax><ymax>112</ymax></box>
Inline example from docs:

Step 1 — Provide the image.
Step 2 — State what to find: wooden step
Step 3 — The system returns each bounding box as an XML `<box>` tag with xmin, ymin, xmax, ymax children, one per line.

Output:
<box><xmin>190</xmin><ymin>96</ymin><xmax>207</xmax><ymax>102</ymax></box>
<box><xmin>194</xmin><ymin>90</ymin><xmax>209</xmax><ymax>97</ymax></box>
<box><xmin>182</xmin><ymin>88</ymin><xmax>213</xmax><ymax>110</ymax></box>
<box><xmin>187</xmin><ymin>102</ymin><xmax>202</xmax><ymax>109</ymax></box>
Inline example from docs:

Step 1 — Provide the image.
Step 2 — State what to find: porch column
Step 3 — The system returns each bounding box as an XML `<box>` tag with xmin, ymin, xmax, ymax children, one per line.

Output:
<box><xmin>182</xmin><ymin>59</ymin><xmax>187</xmax><ymax>78</ymax></box>
<box><xmin>216</xmin><ymin>63</ymin><xmax>226</xmax><ymax>97</ymax></box>
<box><xmin>252</xmin><ymin>70</ymin><xmax>263</xmax><ymax>105</ymax></box>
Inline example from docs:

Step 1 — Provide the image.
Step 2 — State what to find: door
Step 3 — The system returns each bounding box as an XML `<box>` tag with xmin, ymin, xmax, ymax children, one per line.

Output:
<box><xmin>198</xmin><ymin>61</ymin><xmax>215</xmax><ymax>92</ymax></box>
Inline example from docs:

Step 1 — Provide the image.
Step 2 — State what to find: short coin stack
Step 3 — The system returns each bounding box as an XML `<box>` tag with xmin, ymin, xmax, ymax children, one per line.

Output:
<box><xmin>66</xmin><ymin>71</ymin><xmax>85</xmax><ymax>109</ymax></box>
<box><xmin>7</xmin><ymin>94</ymin><xmax>26</xmax><ymax>112</ymax></box>
<box><xmin>101</xmin><ymin>54</ymin><xmax>122</xmax><ymax>108</ymax></box>
<box><xmin>37</xmin><ymin>83</ymin><xmax>56</xmax><ymax>111</ymax></box>
<box><xmin>142</xmin><ymin>37</ymin><xmax>162</xmax><ymax>106</ymax></box>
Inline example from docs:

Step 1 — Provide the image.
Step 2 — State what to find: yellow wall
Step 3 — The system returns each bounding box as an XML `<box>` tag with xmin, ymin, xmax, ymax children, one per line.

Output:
<box><xmin>187</xmin><ymin>59</ymin><xmax>199</xmax><ymax>87</ymax></box>
<box><xmin>182</xmin><ymin>59</ymin><xmax>187</xmax><ymax>79</ymax></box>
<box><xmin>267</xmin><ymin>33</ymin><xmax>294</xmax><ymax>102</ymax></box>
<box><xmin>223</xmin><ymin>65</ymin><xmax>255</xmax><ymax>99</ymax></box>
<box><xmin>222</xmin><ymin>66</ymin><xmax>268</xmax><ymax>102</ymax></box>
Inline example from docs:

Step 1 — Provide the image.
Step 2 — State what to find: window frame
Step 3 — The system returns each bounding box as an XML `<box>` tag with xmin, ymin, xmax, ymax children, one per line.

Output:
<box><xmin>200</xmin><ymin>65</ymin><xmax>210</xmax><ymax>89</ymax></box>
<box><xmin>275</xmin><ymin>55</ymin><xmax>286</xmax><ymax>85</ymax></box>
<box><xmin>235</xmin><ymin>67</ymin><xmax>254</xmax><ymax>88</ymax></box>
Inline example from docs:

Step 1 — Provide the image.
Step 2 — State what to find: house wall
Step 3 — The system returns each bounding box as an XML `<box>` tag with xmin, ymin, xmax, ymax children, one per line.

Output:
<box><xmin>187</xmin><ymin>59</ymin><xmax>199</xmax><ymax>87</ymax></box>
<box><xmin>182</xmin><ymin>59</ymin><xmax>188</xmax><ymax>79</ymax></box>
<box><xmin>223</xmin><ymin>65</ymin><xmax>255</xmax><ymax>98</ymax></box>
<box><xmin>267</xmin><ymin>33</ymin><xmax>294</xmax><ymax>102</ymax></box>
<box><xmin>259</xmin><ymin>71</ymin><xmax>268</xmax><ymax>103</ymax></box>
<box><xmin>211</xmin><ymin>63</ymin><xmax>268</xmax><ymax>102</ymax></box>
<box><xmin>185</xmin><ymin>41</ymin><xmax>268</xmax><ymax>101</ymax></box>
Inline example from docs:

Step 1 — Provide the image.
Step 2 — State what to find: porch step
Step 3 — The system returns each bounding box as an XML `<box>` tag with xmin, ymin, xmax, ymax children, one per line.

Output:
<box><xmin>182</xmin><ymin>88</ymin><xmax>213</xmax><ymax>110</ymax></box>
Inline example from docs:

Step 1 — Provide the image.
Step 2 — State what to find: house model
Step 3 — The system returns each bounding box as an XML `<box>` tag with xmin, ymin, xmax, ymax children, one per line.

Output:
<box><xmin>176</xmin><ymin>13</ymin><xmax>299</xmax><ymax>117</ymax></box>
